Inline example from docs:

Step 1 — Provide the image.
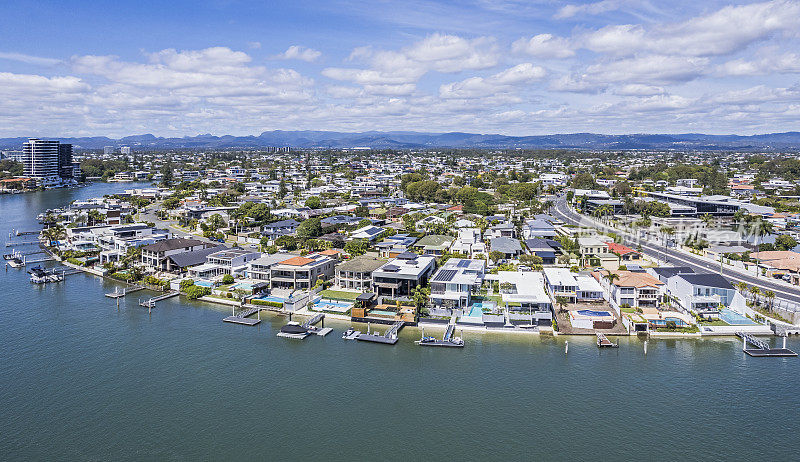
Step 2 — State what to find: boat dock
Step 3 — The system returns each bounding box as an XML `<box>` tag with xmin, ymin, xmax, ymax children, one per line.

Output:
<box><xmin>139</xmin><ymin>291</ymin><xmax>180</xmax><ymax>308</ymax></box>
<box><xmin>105</xmin><ymin>285</ymin><xmax>145</xmax><ymax>298</ymax></box>
<box><xmin>357</xmin><ymin>321</ymin><xmax>404</xmax><ymax>345</ymax></box>
<box><xmin>11</xmin><ymin>229</ymin><xmax>41</xmax><ymax>236</ymax></box>
<box><xmin>416</xmin><ymin>322</ymin><xmax>465</xmax><ymax>347</ymax></box>
<box><xmin>277</xmin><ymin>312</ymin><xmax>330</xmax><ymax>339</ymax></box>
<box><xmin>737</xmin><ymin>332</ymin><xmax>797</xmax><ymax>357</ymax></box>
<box><xmin>597</xmin><ymin>333</ymin><xmax>618</xmax><ymax>348</ymax></box>
<box><xmin>5</xmin><ymin>240</ymin><xmax>40</xmax><ymax>247</ymax></box>
<box><xmin>223</xmin><ymin>306</ymin><xmax>262</xmax><ymax>326</ymax></box>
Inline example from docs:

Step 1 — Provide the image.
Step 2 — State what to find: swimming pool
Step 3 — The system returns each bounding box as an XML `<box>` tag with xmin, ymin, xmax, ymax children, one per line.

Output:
<box><xmin>577</xmin><ymin>309</ymin><xmax>612</xmax><ymax>317</ymax></box>
<box><xmin>368</xmin><ymin>309</ymin><xmax>397</xmax><ymax>317</ymax></box>
<box><xmin>256</xmin><ymin>295</ymin><xmax>286</xmax><ymax>304</ymax></box>
<box><xmin>314</xmin><ymin>299</ymin><xmax>352</xmax><ymax>313</ymax></box>
<box><xmin>466</xmin><ymin>305</ymin><xmax>485</xmax><ymax>317</ymax></box>
<box><xmin>230</xmin><ymin>282</ymin><xmax>255</xmax><ymax>291</ymax></box>
<box><xmin>194</xmin><ymin>280</ymin><xmax>213</xmax><ymax>288</ymax></box>
<box><xmin>719</xmin><ymin>308</ymin><xmax>757</xmax><ymax>325</ymax></box>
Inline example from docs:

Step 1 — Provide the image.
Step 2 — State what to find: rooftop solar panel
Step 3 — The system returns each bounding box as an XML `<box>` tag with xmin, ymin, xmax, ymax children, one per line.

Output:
<box><xmin>434</xmin><ymin>269</ymin><xmax>457</xmax><ymax>282</ymax></box>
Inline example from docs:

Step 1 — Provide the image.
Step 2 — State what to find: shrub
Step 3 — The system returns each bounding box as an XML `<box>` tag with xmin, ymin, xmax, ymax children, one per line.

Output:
<box><xmin>251</xmin><ymin>299</ymin><xmax>283</xmax><ymax>308</ymax></box>
<box><xmin>185</xmin><ymin>285</ymin><xmax>211</xmax><ymax>300</ymax></box>
<box><xmin>221</xmin><ymin>274</ymin><xmax>234</xmax><ymax>284</ymax></box>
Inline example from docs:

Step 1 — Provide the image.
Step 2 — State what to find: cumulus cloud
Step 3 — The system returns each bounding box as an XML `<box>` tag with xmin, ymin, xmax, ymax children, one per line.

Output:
<box><xmin>324</xmin><ymin>33</ymin><xmax>499</xmax><ymax>93</ymax></box>
<box><xmin>439</xmin><ymin>63</ymin><xmax>546</xmax><ymax>99</ymax></box>
<box><xmin>279</xmin><ymin>45</ymin><xmax>322</xmax><ymax>62</ymax></box>
<box><xmin>555</xmin><ymin>0</ymin><xmax>625</xmax><ymax>19</ymax></box>
<box><xmin>511</xmin><ymin>34</ymin><xmax>575</xmax><ymax>58</ymax></box>
<box><xmin>581</xmin><ymin>0</ymin><xmax>800</xmax><ymax>57</ymax></box>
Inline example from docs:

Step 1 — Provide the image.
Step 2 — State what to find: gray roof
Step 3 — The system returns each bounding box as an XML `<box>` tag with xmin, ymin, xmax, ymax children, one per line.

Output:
<box><xmin>142</xmin><ymin>238</ymin><xmax>206</xmax><ymax>253</ymax></box>
<box><xmin>168</xmin><ymin>245</ymin><xmax>224</xmax><ymax>268</ymax></box>
<box><xmin>677</xmin><ymin>273</ymin><xmax>734</xmax><ymax>290</ymax></box>
<box><xmin>651</xmin><ymin>266</ymin><xmax>695</xmax><ymax>279</ymax></box>
<box><xmin>491</xmin><ymin>237</ymin><xmax>522</xmax><ymax>254</ymax></box>
<box><xmin>336</xmin><ymin>255</ymin><xmax>388</xmax><ymax>273</ymax></box>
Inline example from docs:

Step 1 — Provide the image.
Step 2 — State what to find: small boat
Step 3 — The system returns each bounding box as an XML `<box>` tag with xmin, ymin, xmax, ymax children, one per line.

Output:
<box><xmin>7</xmin><ymin>257</ymin><xmax>24</xmax><ymax>268</ymax></box>
<box><xmin>342</xmin><ymin>327</ymin><xmax>362</xmax><ymax>340</ymax></box>
<box><xmin>277</xmin><ymin>321</ymin><xmax>311</xmax><ymax>339</ymax></box>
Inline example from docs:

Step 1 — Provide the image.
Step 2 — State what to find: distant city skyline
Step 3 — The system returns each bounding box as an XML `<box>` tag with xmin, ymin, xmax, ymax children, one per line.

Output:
<box><xmin>2</xmin><ymin>0</ymin><xmax>800</xmax><ymax>137</ymax></box>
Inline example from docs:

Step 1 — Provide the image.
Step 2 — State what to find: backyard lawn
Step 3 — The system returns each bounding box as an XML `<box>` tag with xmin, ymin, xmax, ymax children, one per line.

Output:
<box><xmin>319</xmin><ymin>289</ymin><xmax>361</xmax><ymax>301</ymax></box>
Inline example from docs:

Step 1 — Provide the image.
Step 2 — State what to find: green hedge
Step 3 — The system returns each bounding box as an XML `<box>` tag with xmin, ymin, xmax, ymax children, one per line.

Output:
<box><xmin>251</xmin><ymin>299</ymin><xmax>284</xmax><ymax>308</ymax></box>
<box><xmin>66</xmin><ymin>257</ymin><xmax>85</xmax><ymax>267</ymax></box>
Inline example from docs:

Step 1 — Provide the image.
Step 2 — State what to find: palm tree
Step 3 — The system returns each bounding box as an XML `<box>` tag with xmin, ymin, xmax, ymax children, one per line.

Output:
<box><xmin>734</xmin><ymin>281</ymin><xmax>748</xmax><ymax>294</ymax></box>
<box><xmin>749</xmin><ymin>286</ymin><xmax>761</xmax><ymax>306</ymax></box>
<box><xmin>764</xmin><ymin>290</ymin><xmax>775</xmax><ymax>311</ymax></box>
<box><xmin>750</xmin><ymin>219</ymin><xmax>773</xmax><ymax>278</ymax></box>
<box><xmin>701</xmin><ymin>213</ymin><xmax>714</xmax><ymax>227</ymax></box>
<box><xmin>659</xmin><ymin>226</ymin><xmax>675</xmax><ymax>263</ymax></box>
<box><xmin>603</xmin><ymin>271</ymin><xmax>620</xmax><ymax>288</ymax></box>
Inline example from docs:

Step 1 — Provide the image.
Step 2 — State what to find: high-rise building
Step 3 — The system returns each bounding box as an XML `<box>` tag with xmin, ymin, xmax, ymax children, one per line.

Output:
<box><xmin>20</xmin><ymin>139</ymin><xmax>78</xmax><ymax>186</ymax></box>
<box><xmin>104</xmin><ymin>146</ymin><xmax>115</xmax><ymax>155</ymax></box>
<box><xmin>120</xmin><ymin>146</ymin><xmax>131</xmax><ymax>155</ymax></box>
<box><xmin>58</xmin><ymin>144</ymin><xmax>73</xmax><ymax>179</ymax></box>
<box><xmin>22</xmin><ymin>138</ymin><xmax>60</xmax><ymax>186</ymax></box>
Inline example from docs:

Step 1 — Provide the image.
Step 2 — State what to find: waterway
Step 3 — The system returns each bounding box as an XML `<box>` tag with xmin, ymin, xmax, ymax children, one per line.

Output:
<box><xmin>1</xmin><ymin>183</ymin><xmax>799</xmax><ymax>460</ymax></box>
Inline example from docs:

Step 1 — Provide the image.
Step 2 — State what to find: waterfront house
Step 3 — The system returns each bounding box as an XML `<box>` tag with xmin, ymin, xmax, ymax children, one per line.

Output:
<box><xmin>269</xmin><ymin>253</ymin><xmax>336</xmax><ymax>290</ymax></box>
<box><xmin>245</xmin><ymin>253</ymin><xmax>291</xmax><ymax>282</ymax></box>
<box><xmin>666</xmin><ymin>273</ymin><xmax>739</xmax><ymax>316</ymax></box>
<box><xmin>334</xmin><ymin>255</ymin><xmax>387</xmax><ymax>291</ymax></box>
<box><xmin>543</xmin><ymin>267</ymin><xmax>578</xmax><ymax>302</ymax></box>
<box><xmin>497</xmin><ymin>271</ymin><xmax>553</xmax><ymax>325</ymax></box>
<box><xmin>371</xmin><ymin>252</ymin><xmax>436</xmax><ymax>299</ymax></box>
<box><xmin>187</xmin><ymin>248</ymin><xmax>261</xmax><ymax>279</ymax></box>
<box><xmin>140</xmin><ymin>238</ymin><xmax>217</xmax><ymax>272</ymax></box>
<box><xmin>429</xmin><ymin>258</ymin><xmax>485</xmax><ymax>310</ymax></box>
<box><xmin>594</xmin><ymin>270</ymin><xmax>665</xmax><ymax>309</ymax></box>
<box><xmin>646</xmin><ymin>266</ymin><xmax>695</xmax><ymax>283</ymax></box>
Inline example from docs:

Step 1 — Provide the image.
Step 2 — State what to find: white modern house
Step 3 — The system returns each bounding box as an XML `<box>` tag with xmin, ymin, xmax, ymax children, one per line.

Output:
<box><xmin>450</xmin><ymin>228</ymin><xmax>486</xmax><ymax>257</ymax></box>
<box><xmin>429</xmin><ymin>258</ymin><xmax>486</xmax><ymax>310</ymax></box>
<box><xmin>497</xmin><ymin>271</ymin><xmax>553</xmax><ymax>325</ymax></box>
<box><xmin>666</xmin><ymin>272</ymin><xmax>742</xmax><ymax>316</ymax></box>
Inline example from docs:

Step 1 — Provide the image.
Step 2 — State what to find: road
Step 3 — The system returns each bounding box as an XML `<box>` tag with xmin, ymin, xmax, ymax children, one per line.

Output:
<box><xmin>551</xmin><ymin>196</ymin><xmax>800</xmax><ymax>307</ymax></box>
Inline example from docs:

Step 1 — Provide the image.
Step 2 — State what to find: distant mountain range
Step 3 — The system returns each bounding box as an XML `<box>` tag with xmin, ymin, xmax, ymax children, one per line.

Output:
<box><xmin>3</xmin><ymin>130</ymin><xmax>800</xmax><ymax>151</ymax></box>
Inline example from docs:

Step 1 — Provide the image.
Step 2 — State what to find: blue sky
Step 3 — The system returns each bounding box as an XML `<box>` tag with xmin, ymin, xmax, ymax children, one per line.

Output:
<box><xmin>1</xmin><ymin>0</ymin><xmax>800</xmax><ymax>137</ymax></box>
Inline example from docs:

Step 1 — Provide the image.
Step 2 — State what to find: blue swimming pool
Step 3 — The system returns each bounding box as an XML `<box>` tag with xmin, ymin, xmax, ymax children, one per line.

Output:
<box><xmin>577</xmin><ymin>309</ymin><xmax>612</xmax><ymax>317</ymax></box>
<box><xmin>719</xmin><ymin>308</ymin><xmax>757</xmax><ymax>325</ymax></box>
<box><xmin>466</xmin><ymin>305</ymin><xmax>484</xmax><ymax>317</ymax></box>
<box><xmin>314</xmin><ymin>300</ymin><xmax>351</xmax><ymax>313</ymax></box>
<box><xmin>256</xmin><ymin>295</ymin><xmax>285</xmax><ymax>304</ymax></box>
<box><xmin>194</xmin><ymin>280</ymin><xmax>213</xmax><ymax>288</ymax></box>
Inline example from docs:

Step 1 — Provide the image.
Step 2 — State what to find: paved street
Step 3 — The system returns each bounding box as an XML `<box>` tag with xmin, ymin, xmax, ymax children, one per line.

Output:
<box><xmin>552</xmin><ymin>196</ymin><xmax>800</xmax><ymax>307</ymax></box>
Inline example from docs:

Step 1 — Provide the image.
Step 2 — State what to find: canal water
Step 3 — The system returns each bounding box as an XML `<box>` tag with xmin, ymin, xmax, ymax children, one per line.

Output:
<box><xmin>1</xmin><ymin>183</ymin><xmax>799</xmax><ymax>460</ymax></box>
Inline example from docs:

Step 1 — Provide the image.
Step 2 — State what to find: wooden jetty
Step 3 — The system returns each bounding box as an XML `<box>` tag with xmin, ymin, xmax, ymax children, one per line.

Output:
<box><xmin>6</xmin><ymin>240</ymin><xmax>40</xmax><ymax>247</ymax></box>
<box><xmin>357</xmin><ymin>321</ymin><xmax>404</xmax><ymax>345</ymax></box>
<box><xmin>596</xmin><ymin>333</ymin><xmax>618</xmax><ymax>348</ymax></box>
<box><xmin>105</xmin><ymin>285</ymin><xmax>145</xmax><ymax>298</ymax></box>
<box><xmin>277</xmin><ymin>313</ymin><xmax>327</xmax><ymax>339</ymax></box>
<box><xmin>416</xmin><ymin>323</ymin><xmax>464</xmax><ymax>347</ymax></box>
<box><xmin>223</xmin><ymin>306</ymin><xmax>262</xmax><ymax>326</ymax></box>
<box><xmin>138</xmin><ymin>291</ymin><xmax>180</xmax><ymax>308</ymax></box>
<box><xmin>737</xmin><ymin>332</ymin><xmax>797</xmax><ymax>357</ymax></box>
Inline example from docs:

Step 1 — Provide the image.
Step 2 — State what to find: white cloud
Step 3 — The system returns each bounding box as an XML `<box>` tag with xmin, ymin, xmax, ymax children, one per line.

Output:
<box><xmin>324</xmin><ymin>33</ymin><xmax>499</xmax><ymax>92</ymax></box>
<box><xmin>555</xmin><ymin>0</ymin><xmax>624</xmax><ymax>19</ymax></box>
<box><xmin>279</xmin><ymin>45</ymin><xmax>322</xmax><ymax>62</ymax></box>
<box><xmin>614</xmin><ymin>84</ymin><xmax>666</xmax><ymax>96</ymax></box>
<box><xmin>581</xmin><ymin>0</ymin><xmax>800</xmax><ymax>57</ymax></box>
<box><xmin>439</xmin><ymin>63</ymin><xmax>545</xmax><ymax>99</ymax></box>
<box><xmin>718</xmin><ymin>52</ymin><xmax>800</xmax><ymax>76</ymax></box>
<box><xmin>511</xmin><ymin>34</ymin><xmax>575</xmax><ymax>58</ymax></box>
<box><xmin>248</xmin><ymin>41</ymin><xmax>262</xmax><ymax>49</ymax></box>
<box><xmin>0</xmin><ymin>52</ymin><xmax>61</xmax><ymax>66</ymax></box>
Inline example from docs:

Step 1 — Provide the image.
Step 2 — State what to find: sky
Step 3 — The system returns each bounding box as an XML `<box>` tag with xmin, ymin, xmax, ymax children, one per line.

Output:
<box><xmin>1</xmin><ymin>0</ymin><xmax>800</xmax><ymax>137</ymax></box>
